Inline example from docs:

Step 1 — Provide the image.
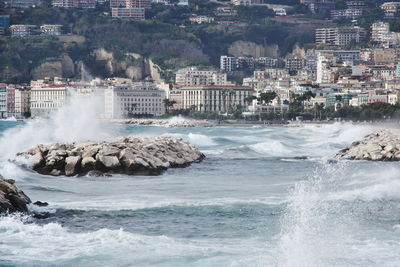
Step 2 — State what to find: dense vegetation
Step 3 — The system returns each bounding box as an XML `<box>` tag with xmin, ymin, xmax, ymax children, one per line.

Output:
<box><xmin>0</xmin><ymin>0</ymin><xmax>316</xmax><ymax>82</ymax></box>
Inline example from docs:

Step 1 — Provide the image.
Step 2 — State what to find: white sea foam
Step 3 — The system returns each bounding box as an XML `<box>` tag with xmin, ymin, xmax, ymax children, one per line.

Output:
<box><xmin>0</xmin><ymin>93</ymin><xmax>116</xmax><ymax>161</ymax></box>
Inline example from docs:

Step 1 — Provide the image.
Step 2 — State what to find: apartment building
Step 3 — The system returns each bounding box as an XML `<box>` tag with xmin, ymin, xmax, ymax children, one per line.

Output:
<box><xmin>285</xmin><ymin>58</ymin><xmax>307</xmax><ymax>71</ymax></box>
<box><xmin>220</xmin><ymin>56</ymin><xmax>256</xmax><ymax>72</ymax></box>
<box><xmin>10</xmin><ymin>25</ymin><xmax>37</xmax><ymax>37</ymax></box>
<box><xmin>331</xmin><ymin>9</ymin><xmax>363</xmax><ymax>19</ymax></box>
<box><xmin>6</xmin><ymin>87</ymin><xmax>15</xmax><ymax>118</ymax></box>
<box><xmin>110</xmin><ymin>0</ymin><xmax>151</xmax><ymax>8</ymax></box>
<box><xmin>14</xmin><ymin>89</ymin><xmax>30</xmax><ymax>118</ymax></box>
<box><xmin>181</xmin><ymin>85</ymin><xmax>253</xmax><ymax>113</ymax></box>
<box><xmin>315</xmin><ymin>27</ymin><xmax>366</xmax><ymax>46</ymax></box>
<box><xmin>381</xmin><ymin>2</ymin><xmax>400</xmax><ymax>17</ymax></box>
<box><xmin>104</xmin><ymin>85</ymin><xmax>166</xmax><ymax>119</ymax></box>
<box><xmin>373</xmin><ymin>48</ymin><xmax>399</xmax><ymax>64</ymax></box>
<box><xmin>175</xmin><ymin>67</ymin><xmax>228</xmax><ymax>86</ymax></box>
<box><xmin>0</xmin><ymin>86</ymin><xmax>7</xmax><ymax>119</ymax></box>
<box><xmin>189</xmin><ymin>16</ymin><xmax>215</xmax><ymax>24</ymax></box>
<box><xmin>40</xmin><ymin>25</ymin><xmax>63</xmax><ymax>36</ymax></box>
<box><xmin>111</xmin><ymin>7</ymin><xmax>145</xmax><ymax>19</ymax></box>
<box><xmin>52</xmin><ymin>0</ymin><xmax>96</xmax><ymax>8</ymax></box>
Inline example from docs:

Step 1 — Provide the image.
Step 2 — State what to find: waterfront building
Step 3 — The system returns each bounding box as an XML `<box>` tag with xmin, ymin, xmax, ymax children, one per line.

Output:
<box><xmin>169</xmin><ymin>89</ymin><xmax>182</xmax><ymax>110</ymax></box>
<box><xmin>6</xmin><ymin>87</ymin><xmax>15</xmax><ymax>118</ymax></box>
<box><xmin>14</xmin><ymin>89</ymin><xmax>30</xmax><ymax>118</ymax></box>
<box><xmin>111</xmin><ymin>7</ymin><xmax>145</xmax><ymax>19</ymax></box>
<box><xmin>40</xmin><ymin>25</ymin><xmax>63</xmax><ymax>36</ymax></box>
<box><xmin>0</xmin><ymin>85</ymin><xmax>7</xmax><ymax>119</ymax></box>
<box><xmin>104</xmin><ymin>85</ymin><xmax>166</xmax><ymax>119</ymax></box>
<box><xmin>175</xmin><ymin>67</ymin><xmax>227</xmax><ymax>86</ymax></box>
<box><xmin>368</xmin><ymin>90</ymin><xmax>388</xmax><ymax>103</ymax></box>
<box><xmin>30</xmin><ymin>85</ymin><xmax>69</xmax><ymax>117</ymax></box>
<box><xmin>180</xmin><ymin>85</ymin><xmax>253</xmax><ymax>113</ymax></box>
<box><xmin>10</xmin><ymin>25</ymin><xmax>37</xmax><ymax>37</ymax></box>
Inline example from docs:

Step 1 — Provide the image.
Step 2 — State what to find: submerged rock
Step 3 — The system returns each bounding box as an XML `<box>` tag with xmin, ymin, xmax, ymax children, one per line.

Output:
<box><xmin>336</xmin><ymin>130</ymin><xmax>400</xmax><ymax>161</ymax></box>
<box><xmin>0</xmin><ymin>175</ymin><xmax>31</xmax><ymax>213</ymax></box>
<box><xmin>20</xmin><ymin>136</ymin><xmax>205</xmax><ymax>176</ymax></box>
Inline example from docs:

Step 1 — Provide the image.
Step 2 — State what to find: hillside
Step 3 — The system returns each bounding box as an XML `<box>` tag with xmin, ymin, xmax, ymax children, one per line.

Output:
<box><xmin>0</xmin><ymin>0</ymin><xmax>318</xmax><ymax>83</ymax></box>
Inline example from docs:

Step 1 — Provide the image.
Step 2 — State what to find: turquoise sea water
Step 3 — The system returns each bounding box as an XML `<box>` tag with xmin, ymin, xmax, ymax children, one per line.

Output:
<box><xmin>1</xmin><ymin>120</ymin><xmax>400</xmax><ymax>266</ymax></box>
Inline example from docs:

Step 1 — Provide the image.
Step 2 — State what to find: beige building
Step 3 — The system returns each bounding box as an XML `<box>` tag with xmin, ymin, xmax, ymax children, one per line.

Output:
<box><xmin>14</xmin><ymin>89</ymin><xmax>30</xmax><ymax>118</ymax></box>
<box><xmin>373</xmin><ymin>48</ymin><xmax>399</xmax><ymax>64</ymax></box>
<box><xmin>181</xmin><ymin>85</ymin><xmax>253</xmax><ymax>113</ymax></box>
<box><xmin>10</xmin><ymin>25</ymin><xmax>36</xmax><ymax>37</ymax></box>
<box><xmin>175</xmin><ymin>67</ymin><xmax>227</xmax><ymax>86</ymax></box>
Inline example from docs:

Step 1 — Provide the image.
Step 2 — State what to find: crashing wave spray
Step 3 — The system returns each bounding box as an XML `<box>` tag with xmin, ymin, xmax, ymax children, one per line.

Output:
<box><xmin>277</xmin><ymin>160</ymin><xmax>357</xmax><ymax>267</ymax></box>
<box><xmin>0</xmin><ymin>91</ymin><xmax>117</xmax><ymax>161</ymax></box>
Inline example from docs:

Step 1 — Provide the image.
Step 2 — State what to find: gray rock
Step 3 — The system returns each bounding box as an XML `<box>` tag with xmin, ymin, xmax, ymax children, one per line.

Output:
<box><xmin>0</xmin><ymin>175</ymin><xmax>31</xmax><ymax>213</ymax></box>
<box><xmin>65</xmin><ymin>156</ymin><xmax>81</xmax><ymax>176</ymax></box>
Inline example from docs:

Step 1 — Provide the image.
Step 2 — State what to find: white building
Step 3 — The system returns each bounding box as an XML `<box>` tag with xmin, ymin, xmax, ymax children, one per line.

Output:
<box><xmin>315</xmin><ymin>27</ymin><xmax>366</xmax><ymax>46</ymax></box>
<box><xmin>14</xmin><ymin>89</ymin><xmax>30</xmax><ymax>118</ymax></box>
<box><xmin>181</xmin><ymin>85</ymin><xmax>253</xmax><ymax>113</ymax></box>
<box><xmin>316</xmin><ymin>51</ymin><xmax>338</xmax><ymax>84</ymax></box>
<box><xmin>30</xmin><ymin>85</ymin><xmax>69</xmax><ymax>117</ymax></box>
<box><xmin>220</xmin><ymin>56</ymin><xmax>239</xmax><ymax>72</ymax></box>
<box><xmin>104</xmin><ymin>85</ymin><xmax>166</xmax><ymax>119</ymax></box>
<box><xmin>175</xmin><ymin>67</ymin><xmax>228</xmax><ymax>86</ymax></box>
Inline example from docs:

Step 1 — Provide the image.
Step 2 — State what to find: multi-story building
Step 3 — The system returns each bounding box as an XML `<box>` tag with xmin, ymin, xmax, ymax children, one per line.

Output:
<box><xmin>331</xmin><ymin>8</ymin><xmax>363</xmax><ymax>19</ymax></box>
<box><xmin>220</xmin><ymin>56</ymin><xmax>255</xmax><ymax>72</ymax></box>
<box><xmin>40</xmin><ymin>25</ymin><xmax>63</xmax><ymax>36</ymax></box>
<box><xmin>0</xmin><ymin>15</ymin><xmax>10</xmax><ymax>36</ymax></box>
<box><xmin>8</xmin><ymin>0</ymin><xmax>41</xmax><ymax>8</ymax></box>
<box><xmin>255</xmin><ymin>57</ymin><xmax>278</xmax><ymax>68</ymax></box>
<box><xmin>189</xmin><ymin>16</ymin><xmax>215</xmax><ymax>24</ymax></box>
<box><xmin>14</xmin><ymin>89</ymin><xmax>30</xmax><ymax>118</ymax></box>
<box><xmin>285</xmin><ymin>58</ymin><xmax>307</xmax><ymax>71</ymax></box>
<box><xmin>10</xmin><ymin>25</ymin><xmax>37</xmax><ymax>37</ymax></box>
<box><xmin>215</xmin><ymin>7</ymin><xmax>237</xmax><ymax>16</ymax></box>
<box><xmin>104</xmin><ymin>85</ymin><xmax>166</xmax><ymax>118</ymax></box>
<box><xmin>111</xmin><ymin>7</ymin><xmax>145</xmax><ymax>19</ymax></box>
<box><xmin>30</xmin><ymin>85</ymin><xmax>69</xmax><ymax>117</ymax></box>
<box><xmin>0</xmin><ymin>85</ymin><xmax>7</xmax><ymax>118</ymax></box>
<box><xmin>110</xmin><ymin>0</ymin><xmax>126</xmax><ymax>7</ymax></box>
<box><xmin>381</xmin><ymin>2</ymin><xmax>400</xmax><ymax>18</ymax></box>
<box><xmin>231</xmin><ymin>0</ymin><xmax>253</xmax><ymax>5</ymax></box>
<box><xmin>315</xmin><ymin>27</ymin><xmax>366</xmax><ymax>46</ymax></box>
<box><xmin>175</xmin><ymin>67</ymin><xmax>228</xmax><ymax>86</ymax></box>
<box><xmin>372</xmin><ymin>48</ymin><xmax>399</xmax><ymax>64</ymax></box>
<box><xmin>254</xmin><ymin>68</ymin><xmax>289</xmax><ymax>80</ymax></box>
<box><xmin>52</xmin><ymin>0</ymin><xmax>96</xmax><ymax>8</ymax></box>
<box><xmin>6</xmin><ymin>87</ymin><xmax>15</xmax><ymax>118</ymax></box>
<box><xmin>372</xmin><ymin>22</ymin><xmax>390</xmax><ymax>43</ymax></box>
<box><xmin>220</xmin><ymin>56</ymin><xmax>239</xmax><ymax>72</ymax></box>
<box><xmin>169</xmin><ymin>89</ymin><xmax>182</xmax><ymax>110</ymax></box>
<box><xmin>180</xmin><ymin>85</ymin><xmax>253</xmax><ymax>113</ymax></box>
<box><xmin>316</xmin><ymin>51</ymin><xmax>338</xmax><ymax>84</ymax></box>
<box><xmin>110</xmin><ymin>0</ymin><xmax>150</xmax><ymax>8</ymax></box>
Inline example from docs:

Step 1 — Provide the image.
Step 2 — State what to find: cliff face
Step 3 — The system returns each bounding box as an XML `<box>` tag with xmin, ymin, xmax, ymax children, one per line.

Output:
<box><xmin>31</xmin><ymin>55</ymin><xmax>75</xmax><ymax>80</ymax></box>
<box><xmin>228</xmin><ymin>41</ymin><xmax>279</xmax><ymax>58</ymax></box>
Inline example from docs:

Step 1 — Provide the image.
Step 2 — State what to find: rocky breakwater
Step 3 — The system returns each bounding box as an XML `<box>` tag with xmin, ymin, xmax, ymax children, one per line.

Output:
<box><xmin>20</xmin><ymin>136</ymin><xmax>205</xmax><ymax>176</ymax></box>
<box><xmin>336</xmin><ymin>130</ymin><xmax>400</xmax><ymax>161</ymax></box>
<box><xmin>0</xmin><ymin>175</ymin><xmax>31</xmax><ymax>213</ymax></box>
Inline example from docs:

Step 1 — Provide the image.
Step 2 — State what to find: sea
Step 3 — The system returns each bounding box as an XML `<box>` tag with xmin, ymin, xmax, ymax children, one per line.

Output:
<box><xmin>0</xmin><ymin>113</ymin><xmax>400</xmax><ymax>266</ymax></box>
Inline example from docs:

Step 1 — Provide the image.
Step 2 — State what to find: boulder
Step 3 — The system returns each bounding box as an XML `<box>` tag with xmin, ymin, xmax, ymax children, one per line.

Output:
<box><xmin>0</xmin><ymin>175</ymin><xmax>31</xmax><ymax>213</ymax></box>
<box><xmin>65</xmin><ymin>156</ymin><xmax>82</xmax><ymax>176</ymax></box>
